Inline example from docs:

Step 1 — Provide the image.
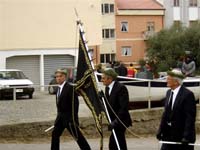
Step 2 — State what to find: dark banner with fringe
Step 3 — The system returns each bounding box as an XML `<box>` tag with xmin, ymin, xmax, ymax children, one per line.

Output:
<box><xmin>75</xmin><ymin>30</ymin><xmax>103</xmax><ymax>150</ymax></box>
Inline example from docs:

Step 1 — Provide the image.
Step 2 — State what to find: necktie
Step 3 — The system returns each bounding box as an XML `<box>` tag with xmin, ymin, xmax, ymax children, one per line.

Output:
<box><xmin>105</xmin><ymin>86</ymin><xmax>110</xmax><ymax>99</ymax></box>
<box><xmin>168</xmin><ymin>91</ymin><xmax>174</xmax><ymax>110</ymax></box>
<box><xmin>57</xmin><ymin>87</ymin><xmax>61</xmax><ymax>98</ymax></box>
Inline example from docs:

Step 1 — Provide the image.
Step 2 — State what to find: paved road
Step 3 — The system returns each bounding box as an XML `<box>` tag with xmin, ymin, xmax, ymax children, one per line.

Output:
<box><xmin>0</xmin><ymin>137</ymin><xmax>160</xmax><ymax>150</ymax></box>
<box><xmin>1</xmin><ymin>136</ymin><xmax>200</xmax><ymax>150</ymax></box>
<box><xmin>0</xmin><ymin>91</ymin><xmax>92</xmax><ymax>126</ymax></box>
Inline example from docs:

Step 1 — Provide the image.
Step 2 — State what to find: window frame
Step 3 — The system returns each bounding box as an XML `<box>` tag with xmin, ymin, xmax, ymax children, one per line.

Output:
<box><xmin>190</xmin><ymin>21</ymin><xmax>198</xmax><ymax>26</ymax></box>
<box><xmin>110</xmin><ymin>4</ymin><xmax>114</xmax><ymax>13</ymax></box>
<box><xmin>174</xmin><ymin>0</ymin><xmax>180</xmax><ymax>6</ymax></box>
<box><xmin>121</xmin><ymin>21</ymin><xmax>128</xmax><ymax>32</ymax></box>
<box><xmin>189</xmin><ymin>0</ymin><xmax>197</xmax><ymax>6</ymax></box>
<box><xmin>100</xmin><ymin>53</ymin><xmax>116</xmax><ymax>63</ymax></box>
<box><xmin>121</xmin><ymin>46</ymin><xmax>132</xmax><ymax>56</ymax></box>
<box><xmin>102</xmin><ymin>28</ymin><xmax>115</xmax><ymax>39</ymax></box>
<box><xmin>147</xmin><ymin>22</ymin><xmax>155</xmax><ymax>32</ymax></box>
<box><xmin>104</xmin><ymin>3</ymin><xmax>109</xmax><ymax>13</ymax></box>
<box><xmin>101</xmin><ymin>3</ymin><xmax>115</xmax><ymax>14</ymax></box>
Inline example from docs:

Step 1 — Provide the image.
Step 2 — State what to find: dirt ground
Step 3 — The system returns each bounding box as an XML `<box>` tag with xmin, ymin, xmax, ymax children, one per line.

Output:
<box><xmin>0</xmin><ymin>119</ymin><xmax>158</xmax><ymax>144</ymax></box>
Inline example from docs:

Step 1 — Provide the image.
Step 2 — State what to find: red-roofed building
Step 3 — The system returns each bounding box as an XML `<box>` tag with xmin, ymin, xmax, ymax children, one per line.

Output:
<box><xmin>116</xmin><ymin>0</ymin><xmax>164</xmax><ymax>10</ymax></box>
<box><xmin>115</xmin><ymin>0</ymin><xmax>165</xmax><ymax>67</ymax></box>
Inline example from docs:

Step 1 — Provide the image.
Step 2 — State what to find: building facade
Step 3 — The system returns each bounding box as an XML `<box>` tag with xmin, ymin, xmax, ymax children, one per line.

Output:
<box><xmin>163</xmin><ymin>0</ymin><xmax>200</xmax><ymax>28</ymax></box>
<box><xmin>100</xmin><ymin>0</ymin><xmax>116</xmax><ymax>64</ymax></box>
<box><xmin>99</xmin><ymin>0</ymin><xmax>164</xmax><ymax>67</ymax></box>
<box><xmin>0</xmin><ymin>0</ymin><xmax>166</xmax><ymax>88</ymax></box>
<box><xmin>0</xmin><ymin>0</ymin><xmax>101</xmax><ymax>88</ymax></box>
<box><xmin>115</xmin><ymin>0</ymin><xmax>164</xmax><ymax>67</ymax></box>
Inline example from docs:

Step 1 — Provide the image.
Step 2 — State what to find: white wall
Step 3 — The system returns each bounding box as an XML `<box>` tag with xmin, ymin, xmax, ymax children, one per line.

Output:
<box><xmin>0</xmin><ymin>0</ymin><xmax>102</xmax><ymax>50</ymax></box>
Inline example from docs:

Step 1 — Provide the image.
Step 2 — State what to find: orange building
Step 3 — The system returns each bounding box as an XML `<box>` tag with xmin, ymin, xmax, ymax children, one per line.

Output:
<box><xmin>115</xmin><ymin>0</ymin><xmax>165</xmax><ymax>67</ymax></box>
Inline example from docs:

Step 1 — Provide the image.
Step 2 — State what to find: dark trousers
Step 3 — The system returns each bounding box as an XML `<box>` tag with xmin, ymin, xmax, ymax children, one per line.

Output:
<box><xmin>51</xmin><ymin>121</ymin><xmax>91</xmax><ymax>150</ymax></box>
<box><xmin>161</xmin><ymin>143</ymin><xmax>194</xmax><ymax>150</ymax></box>
<box><xmin>160</xmin><ymin>125</ymin><xmax>194</xmax><ymax>150</ymax></box>
<box><xmin>109</xmin><ymin>128</ymin><xmax>127</xmax><ymax>150</ymax></box>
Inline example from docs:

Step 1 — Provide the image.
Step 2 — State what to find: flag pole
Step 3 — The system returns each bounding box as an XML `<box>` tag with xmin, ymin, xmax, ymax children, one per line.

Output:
<box><xmin>99</xmin><ymin>92</ymin><xmax>121</xmax><ymax>150</ymax></box>
<box><xmin>45</xmin><ymin>125</ymin><xmax>54</xmax><ymax>132</ymax></box>
<box><xmin>159</xmin><ymin>141</ymin><xmax>200</xmax><ymax>146</ymax></box>
<box><xmin>75</xmin><ymin>12</ymin><xmax>120</xmax><ymax>150</ymax></box>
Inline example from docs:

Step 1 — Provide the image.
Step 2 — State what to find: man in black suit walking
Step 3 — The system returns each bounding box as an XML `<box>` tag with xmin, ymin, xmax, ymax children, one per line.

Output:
<box><xmin>157</xmin><ymin>68</ymin><xmax>196</xmax><ymax>150</ymax></box>
<box><xmin>101</xmin><ymin>68</ymin><xmax>132</xmax><ymax>150</ymax></box>
<box><xmin>51</xmin><ymin>69</ymin><xmax>91</xmax><ymax>150</ymax></box>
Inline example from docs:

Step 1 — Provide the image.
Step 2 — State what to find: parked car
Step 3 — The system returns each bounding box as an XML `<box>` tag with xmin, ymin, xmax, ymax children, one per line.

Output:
<box><xmin>48</xmin><ymin>67</ymin><xmax>77</xmax><ymax>94</ymax></box>
<box><xmin>0</xmin><ymin>69</ymin><xmax>34</xmax><ymax>100</ymax></box>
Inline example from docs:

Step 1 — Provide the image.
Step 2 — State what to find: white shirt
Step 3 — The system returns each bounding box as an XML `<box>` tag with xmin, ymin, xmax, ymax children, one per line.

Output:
<box><xmin>171</xmin><ymin>85</ymin><xmax>181</xmax><ymax>109</ymax></box>
<box><xmin>107</xmin><ymin>81</ymin><xmax>115</xmax><ymax>95</ymax></box>
<box><xmin>57</xmin><ymin>81</ymin><xmax>66</xmax><ymax>96</ymax></box>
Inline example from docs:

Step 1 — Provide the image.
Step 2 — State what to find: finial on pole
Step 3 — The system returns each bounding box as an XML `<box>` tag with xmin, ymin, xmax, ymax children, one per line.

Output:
<box><xmin>74</xmin><ymin>7</ymin><xmax>83</xmax><ymax>26</ymax></box>
<box><xmin>74</xmin><ymin>7</ymin><xmax>79</xmax><ymax>19</ymax></box>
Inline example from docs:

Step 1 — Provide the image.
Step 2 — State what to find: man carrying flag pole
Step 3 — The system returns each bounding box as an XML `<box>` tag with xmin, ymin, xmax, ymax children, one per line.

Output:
<box><xmin>100</xmin><ymin>68</ymin><xmax>132</xmax><ymax>150</ymax></box>
<box><xmin>75</xmin><ymin>20</ymin><xmax>123</xmax><ymax>150</ymax></box>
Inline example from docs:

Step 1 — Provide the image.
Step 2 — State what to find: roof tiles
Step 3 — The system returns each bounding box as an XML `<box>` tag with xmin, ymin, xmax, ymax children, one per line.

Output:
<box><xmin>116</xmin><ymin>0</ymin><xmax>164</xmax><ymax>10</ymax></box>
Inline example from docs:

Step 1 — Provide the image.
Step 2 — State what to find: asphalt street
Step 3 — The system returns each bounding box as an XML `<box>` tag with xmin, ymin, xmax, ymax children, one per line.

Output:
<box><xmin>1</xmin><ymin>136</ymin><xmax>200</xmax><ymax>150</ymax></box>
<box><xmin>0</xmin><ymin>137</ymin><xmax>160</xmax><ymax>150</ymax></box>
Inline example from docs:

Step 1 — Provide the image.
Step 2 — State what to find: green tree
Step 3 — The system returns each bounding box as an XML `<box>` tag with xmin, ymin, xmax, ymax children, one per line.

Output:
<box><xmin>146</xmin><ymin>23</ymin><xmax>200</xmax><ymax>73</ymax></box>
<box><xmin>181</xmin><ymin>23</ymin><xmax>200</xmax><ymax>68</ymax></box>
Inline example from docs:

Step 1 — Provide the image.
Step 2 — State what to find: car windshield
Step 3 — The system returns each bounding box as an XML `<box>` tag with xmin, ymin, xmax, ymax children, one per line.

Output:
<box><xmin>0</xmin><ymin>71</ymin><xmax>27</xmax><ymax>80</ymax></box>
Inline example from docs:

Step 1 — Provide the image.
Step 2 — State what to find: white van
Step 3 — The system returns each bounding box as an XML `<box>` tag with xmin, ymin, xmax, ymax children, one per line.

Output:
<box><xmin>0</xmin><ymin>69</ymin><xmax>34</xmax><ymax>100</ymax></box>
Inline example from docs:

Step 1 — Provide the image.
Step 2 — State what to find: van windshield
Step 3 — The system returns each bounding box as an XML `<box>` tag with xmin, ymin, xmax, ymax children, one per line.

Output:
<box><xmin>0</xmin><ymin>71</ymin><xmax>26</xmax><ymax>80</ymax></box>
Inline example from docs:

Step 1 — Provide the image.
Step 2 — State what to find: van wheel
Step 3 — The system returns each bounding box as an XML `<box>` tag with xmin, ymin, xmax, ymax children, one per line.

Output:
<box><xmin>48</xmin><ymin>86</ymin><xmax>55</xmax><ymax>94</ymax></box>
<box><xmin>29</xmin><ymin>94</ymin><xmax>33</xmax><ymax>99</ymax></box>
<box><xmin>0</xmin><ymin>92</ymin><xmax>4</xmax><ymax>100</ymax></box>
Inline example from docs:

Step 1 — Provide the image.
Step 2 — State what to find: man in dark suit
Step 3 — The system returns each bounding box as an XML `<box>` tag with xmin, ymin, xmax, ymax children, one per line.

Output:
<box><xmin>51</xmin><ymin>69</ymin><xmax>91</xmax><ymax>150</ymax></box>
<box><xmin>101</xmin><ymin>68</ymin><xmax>132</xmax><ymax>150</ymax></box>
<box><xmin>157</xmin><ymin>68</ymin><xmax>196</xmax><ymax>150</ymax></box>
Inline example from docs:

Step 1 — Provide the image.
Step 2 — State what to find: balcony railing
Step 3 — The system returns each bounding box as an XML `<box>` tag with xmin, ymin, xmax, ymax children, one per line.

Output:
<box><xmin>142</xmin><ymin>31</ymin><xmax>155</xmax><ymax>40</ymax></box>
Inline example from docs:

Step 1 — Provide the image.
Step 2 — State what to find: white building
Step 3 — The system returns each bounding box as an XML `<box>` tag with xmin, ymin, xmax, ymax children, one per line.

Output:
<box><xmin>0</xmin><ymin>0</ymin><xmax>101</xmax><ymax>88</ymax></box>
<box><xmin>163</xmin><ymin>0</ymin><xmax>200</xmax><ymax>28</ymax></box>
<box><xmin>100</xmin><ymin>0</ymin><xmax>116</xmax><ymax>64</ymax></box>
